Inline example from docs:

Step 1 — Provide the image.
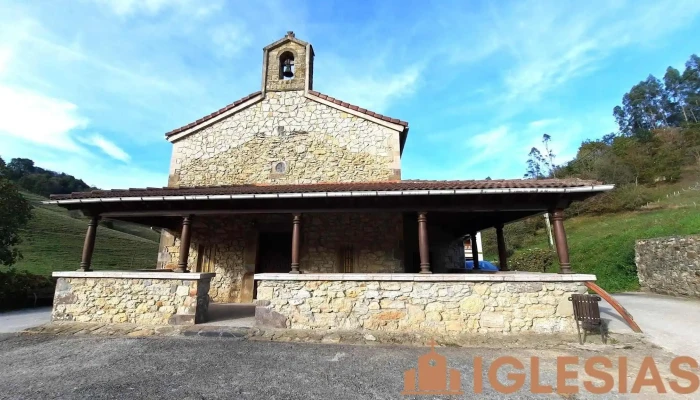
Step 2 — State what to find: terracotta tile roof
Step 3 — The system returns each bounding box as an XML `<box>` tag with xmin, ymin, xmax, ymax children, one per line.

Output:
<box><xmin>49</xmin><ymin>179</ymin><xmax>605</xmax><ymax>200</ymax></box>
<box><xmin>164</xmin><ymin>91</ymin><xmax>262</xmax><ymax>137</ymax></box>
<box><xmin>307</xmin><ymin>90</ymin><xmax>408</xmax><ymax>127</ymax></box>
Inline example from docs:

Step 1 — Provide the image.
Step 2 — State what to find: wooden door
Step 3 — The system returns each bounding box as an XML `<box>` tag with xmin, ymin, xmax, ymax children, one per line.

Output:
<box><xmin>256</xmin><ymin>232</ymin><xmax>292</xmax><ymax>273</ymax></box>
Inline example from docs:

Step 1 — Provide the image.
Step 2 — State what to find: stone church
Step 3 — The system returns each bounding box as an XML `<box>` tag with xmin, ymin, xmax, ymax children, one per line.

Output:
<box><xmin>48</xmin><ymin>32</ymin><xmax>609</xmax><ymax>332</ymax></box>
<box><xmin>158</xmin><ymin>32</ymin><xmax>462</xmax><ymax>303</ymax></box>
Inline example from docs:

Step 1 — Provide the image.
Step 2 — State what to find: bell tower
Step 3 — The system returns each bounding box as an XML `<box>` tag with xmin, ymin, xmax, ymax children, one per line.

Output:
<box><xmin>261</xmin><ymin>31</ymin><xmax>314</xmax><ymax>94</ymax></box>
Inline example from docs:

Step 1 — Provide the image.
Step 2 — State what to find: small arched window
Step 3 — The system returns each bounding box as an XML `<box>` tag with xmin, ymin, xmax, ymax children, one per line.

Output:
<box><xmin>279</xmin><ymin>51</ymin><xmax>295</xmax><ymax>80</ymax></box>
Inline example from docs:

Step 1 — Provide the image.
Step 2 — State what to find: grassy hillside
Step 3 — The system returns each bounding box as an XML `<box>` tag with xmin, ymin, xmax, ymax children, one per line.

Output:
<box><xmin>485</xmin><ymin>181</ymin><xmax>700</xmax><ymax>293</ymax></box>
<box><xmin>7</xmin><ymin>192</ymin><xmax>160</xmax><ymax>276</ymax></box>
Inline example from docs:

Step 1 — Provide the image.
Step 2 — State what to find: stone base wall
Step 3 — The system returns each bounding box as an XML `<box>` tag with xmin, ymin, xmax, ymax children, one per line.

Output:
<box><xmin>256</xmin><ymin>280</ymin><xmax>586</xmax><ymax>334</ymax></box>
<box><xmin>52</xmin><ymin>277</ymin><xmax>211</xmax><ymax>325</ymax></box>
<box><xmin>636</xmin><ymin>235</ymin><xmax>700</xmax><ymax>298</ymax></box>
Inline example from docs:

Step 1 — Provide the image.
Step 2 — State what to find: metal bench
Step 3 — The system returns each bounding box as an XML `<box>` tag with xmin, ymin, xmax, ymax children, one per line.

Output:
<box><xmin>569</xmin><ymin>294</ymin><xmax>605</xmax><ymax>344</ymax></box>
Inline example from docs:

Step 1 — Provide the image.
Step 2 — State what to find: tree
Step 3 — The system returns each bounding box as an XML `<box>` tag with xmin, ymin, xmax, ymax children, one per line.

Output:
<box><xmin>524</xmin><ymin>134</ymin><xmax>557</xmax><ymax>179</ymax></box>
<box><xmin>524</xmin><ymin>147</ymin><xmax>545</xmax><ymax>179</ymax></box>
<box><xmin>6</xmin><ymin>158</ymin><xmax>36</xmax><ymax>181</ymax></box>
<box><xmin>681</xmin><ymin>55</ymin><xmax>700</xmax><ymax>123</ymax></box>
<box><xmin>0</xmin><ymin>177</ymin><xmax>32</xmax><ymax>266</ymax></box>
<box><xmin>614</xmin><ymin>75</ymin><xmax>671</xmax><ymax>136</ymax></box>
<box><xmin>664</xmin><ymin>66</ymin><xmax>690</xmax><ymax>125</ymax></box>
<box><xmin>2</xmin><ymin>157</ymin><xmax>92</xmax><ymax>197</ymax></box>
<box><xmin>541</xmin><ymin>134</ymin><xmax>557</xmax><ymax>177</ymax></box>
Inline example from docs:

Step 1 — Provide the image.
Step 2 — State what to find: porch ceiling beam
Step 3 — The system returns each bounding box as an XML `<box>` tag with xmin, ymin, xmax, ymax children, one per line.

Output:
<box><xmin>97</xmin><ymin>205</ymin><xmax>550</xmax><ymax>218</ymax></box>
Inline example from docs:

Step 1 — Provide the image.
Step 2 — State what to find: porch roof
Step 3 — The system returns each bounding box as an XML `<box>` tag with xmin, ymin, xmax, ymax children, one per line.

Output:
<box><xmin>43</xmin><ymin>179</ymin><xmax>612</xmax><ymax>232</ymax></box>
<box><xmin>48</xmin><ymin>179</ymin><xmax>610</xmax><ymax>202</ymax></box>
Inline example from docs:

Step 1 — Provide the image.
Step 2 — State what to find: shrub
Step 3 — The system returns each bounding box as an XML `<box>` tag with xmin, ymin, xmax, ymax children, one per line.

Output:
<box><xmin>508</xmin><ymin>248</ymin><xmax>556</xmax><ymax>273</ymax></box>
<box><xmin>481</xmin><ymin>215</ymin><xmax>546</xmax><ymax>260</ymax></box>
<box><xmin>568</xmin><ymin>184</ymin><xmax>654</xmax><ymax>216</ymax></box>
<box><xmin>0</xmin><ymin>268</ymin><xmax>56</xmax><ymax>310</ymax></box>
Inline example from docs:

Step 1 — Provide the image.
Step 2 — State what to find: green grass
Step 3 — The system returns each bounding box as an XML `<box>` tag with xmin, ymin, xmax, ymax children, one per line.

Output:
<box><xmin>512</xmin><ymin>207</ymin><xmax>700</xmax><ymax>293</ymax></box>
<box><xmin>5</xmin><ymin>192</ymin><xmax>160</xmax><ymax>276</ymax></box>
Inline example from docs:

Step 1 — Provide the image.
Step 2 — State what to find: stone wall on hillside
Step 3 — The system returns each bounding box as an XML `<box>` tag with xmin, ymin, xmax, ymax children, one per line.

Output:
<box><xmin>636</xmin><ymin>235</ymin><xmax>700</xmax><ymax>298</ymax></box>
<box><xmin>256</xmin><ymin>280</ymin><xmax>586</xmax><ymax>334</ymax></box>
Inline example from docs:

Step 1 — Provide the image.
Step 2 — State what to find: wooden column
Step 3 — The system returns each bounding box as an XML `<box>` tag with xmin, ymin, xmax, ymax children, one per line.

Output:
<box><xmin>470</xmin><ymin>231</ymin><xmax>480</xmax><ymax>269</ymax></box>
<box><xmin>290</xmin><ymin>213</ymin><xmax>301</xmax><ymax>274</ymax></box>
<box><xmin>418</xmin><ymin>211</ymin><xmax>431</xmax><ymax>274</ymax></box>
<box><xmin>78</xmin><ymin>216</ymin><xmax>99</xmax><ymax>272</ymax></box>
<box><xmin>495</xmin><ymin>224</ymin><xmax>509</xmax><ymax>271</ymax></box>
<box><xmin>551</xmin><ymin>209</ymin><xmax>572</xmax><ymax>274</ymax></box>
<box><xmin>175</xmin><ymin>215</ymin><xmax>193</xmax><ymax>273</ymax></box>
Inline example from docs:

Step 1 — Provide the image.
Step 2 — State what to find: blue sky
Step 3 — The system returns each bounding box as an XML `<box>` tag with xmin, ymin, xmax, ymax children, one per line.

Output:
<box><xmin>1</xmin><ymin>0</ymin><xmax>699</xmax><ymax>189</ymax></box>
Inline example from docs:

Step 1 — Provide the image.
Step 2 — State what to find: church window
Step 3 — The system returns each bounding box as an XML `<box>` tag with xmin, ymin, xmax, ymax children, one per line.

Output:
<box><xmin>272</xmin><ymin>161</ymin><xmax>287</xmax><ymax>174</ymax></box>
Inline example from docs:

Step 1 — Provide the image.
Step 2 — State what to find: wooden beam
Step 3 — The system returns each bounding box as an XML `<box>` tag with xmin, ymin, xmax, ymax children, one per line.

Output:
<box><xmin>470</xmin><ymin>231</ymin><xmax>480</xmax><ymax>269</ymax></box>
<box><xmin>174</xmin><ymin>215</ymin><xmax>193</xmax><ymax>273</ymax></box>
<box><xmin>97</xmin><ymin>204</ymin><xmax>549</xmax><ymax>218</ymax></box>
<box><xmin>78</xmin><ymin>216</ymin><xmax>99</xmax><ymax>271</ymax></box>
<box><xmin>551</xmin><ymin>209</ymin><xmax>571</xmax><ymax>274</ymax></box>
<box><xmin>496</xmin><ymin>223</ymin><xmax>509</xmax><ymax>271</ymax></box>
<box><xmin>290</xmin><ymin>213</ymin><xmax>301</xmax><ymax>274</ymax></box>
<box><xmin>418</xmin><ymin>211</ymin><xmax>431</xmax><ymax>274</ymax></box>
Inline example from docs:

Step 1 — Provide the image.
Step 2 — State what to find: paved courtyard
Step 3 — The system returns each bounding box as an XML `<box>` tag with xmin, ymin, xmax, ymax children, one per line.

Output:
<box><xmin>0</xmin><ymin>333</ymin><xmax>688</xmax><ymax>399</ymax></box>
<box><xmin>0</xmin><ymin>307</ymin><xmax>51</xmax><ymax>333</ymax></box>
<box><xmin>600</xmin><ymin>292</ymin><xmax>700</xmax><ymax>360</ymax></box>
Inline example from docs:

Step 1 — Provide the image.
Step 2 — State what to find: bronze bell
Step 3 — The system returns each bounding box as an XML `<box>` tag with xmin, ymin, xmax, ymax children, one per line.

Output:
<box><xmin>282</xmin><ymin>59</ymin><xmax>294</xmax><ymax>78</ymax></box>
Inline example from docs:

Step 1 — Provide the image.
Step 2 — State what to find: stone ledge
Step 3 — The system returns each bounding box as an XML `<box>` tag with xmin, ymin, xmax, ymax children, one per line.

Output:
<box><xmin>254</xmin><ymin>272</ymin><xmax>596</xmax><ymax>282</ymax></box>
<box><xmin>52</xmin><ymin>271</ymin><xmax>216</xmax><ymax>280</ymax></box>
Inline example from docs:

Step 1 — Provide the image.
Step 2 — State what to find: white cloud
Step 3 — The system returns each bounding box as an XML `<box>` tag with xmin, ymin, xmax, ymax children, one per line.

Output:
<box><xmin>528</xmin><ymin>119</ymin><xmax>559</xmax><ymax>129</ymax></box>
<box><xmin>315</xmin><ymin>62</ymin><xmax>421</xmax><ymax>113</ymax></box>
<box><xmin>471</xmin><ymin>126</ymin><xmax>508</xmax><ymax>148</ymax></box>
<box><xmin>38</xmin><ymin>156</ymin><xmax>167</xmax><ymax>189</ymax></box>
<box><xmin>0</xmin><ymin>85</ymin><xmax>87</xmax><ymax>152</ymax></box>
<box><xmin>0</xmin><ymin>47</ymin><xmax>10</xmax><ymax>75</ymax></box>
<box><xmin>442</xmin><ymin>0</ymin><xmax>700</xmax><ymax>104</ymax></box>
<box><xmin>210</xmin><ymin>23</ymin><xmax>253</xmax><ymax>58</ymax></box>
<box><xmin>81</xmin><ymin>134</ymin><xmax>131</xmax><ymax>162</ymax></box>
<box><xmin>91</xmin><ymin>0</ymin><xmax>221</xmax><ymax>17</ymax></box>
<box><xmin>2</xmin><ymin>134</ymin><xmax>166</xmax><ymax>189</ymax></box>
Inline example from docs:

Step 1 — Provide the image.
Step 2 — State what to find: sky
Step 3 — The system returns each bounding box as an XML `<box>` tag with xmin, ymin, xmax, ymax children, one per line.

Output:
<box><xmin>1</xmin><ymin>0</ymin><xmax>700</xmax><ymax>189</ymax></box>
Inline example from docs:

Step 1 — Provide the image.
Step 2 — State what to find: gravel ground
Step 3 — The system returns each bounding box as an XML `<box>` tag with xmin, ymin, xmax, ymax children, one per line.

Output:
<box><xmin>0</xmin><ymin>334</ymin><xmax>688</xmax><ymax>399</ymax></box>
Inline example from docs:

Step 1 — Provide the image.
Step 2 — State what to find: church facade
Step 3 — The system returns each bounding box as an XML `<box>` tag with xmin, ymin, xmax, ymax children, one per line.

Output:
<box><xmin>158</xmin><ymin>32</ymin><xmax>462</xmax><ymax>303</ymax></box>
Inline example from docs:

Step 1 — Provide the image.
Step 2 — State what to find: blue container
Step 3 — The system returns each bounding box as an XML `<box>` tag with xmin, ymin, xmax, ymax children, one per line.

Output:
<box><xmin>465</xmin><ymin>260</ymin><xmax>499</xmax><ymax>271</ymax></box>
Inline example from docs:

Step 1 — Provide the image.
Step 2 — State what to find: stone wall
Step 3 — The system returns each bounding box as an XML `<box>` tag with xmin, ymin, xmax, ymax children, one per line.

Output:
<box><xmin>430</xmin><ymin>230</ymin><xmax>465</xmax><ymax>273</ymax></box>
<box><xmin>52</xmin><ymin>276</ymin><xmax>211</xmax><ymax>325</ymax></box>
<box><xmin>168</xmin><ymin>90</ymin><xmax>402</xmax><ymax>187</ymax></box>
<box><xmin>636</xmin><ymin>235</ymin><xmax>700</xmax><ymax>298</ymax></box>
<box><xmin>161</xmin><ymin>212</ymin><xmax>404</xmax><ymax>303</ymax></box>
<box><xmin>256</xmin><ymin>280</ymin><xmax>586</xmax><ymax>334</ymax></box>
<box><xmin>301</xmin><ymin>213</ymin><xmax>403</xmax><ymax>273</ymax></box>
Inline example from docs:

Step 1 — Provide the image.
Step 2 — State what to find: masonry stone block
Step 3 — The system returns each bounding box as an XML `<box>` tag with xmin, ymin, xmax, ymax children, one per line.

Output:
<box><xmin>255</xmin><ymin>280</ymin><xmax>585</xmax><ymax>334</ymax></box>
<box><xmin>51</xmin><ymin>277</ymin><xmax>212</xmax><ymax>325</ymax></box>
